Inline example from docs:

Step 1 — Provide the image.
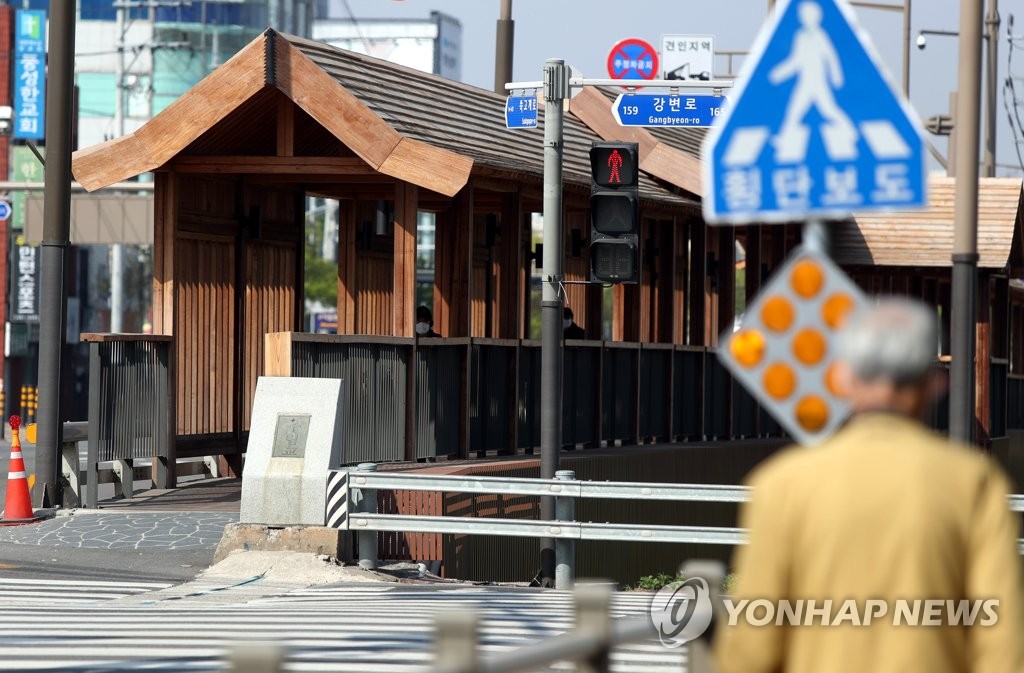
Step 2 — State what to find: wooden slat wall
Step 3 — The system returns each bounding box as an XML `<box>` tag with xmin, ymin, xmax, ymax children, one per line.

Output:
<box><xmin>564</xmin><ymin>211</ymin><xmax>589</xmax><ymax>330</ymax></box>
<box><xmin>241</xmin><ymin>242</ymin><xmax>297</xmax><ymax>429</ymax></box>
<box><xmin>672</xmin><ymin>219</ymin><xmax>688</xmax><ymax>344</ymax></box>
<box><xmin>393</xmin><ymin>182</ymin><xmax>418</xmax><ymax>337</ymax></box>
<box><xmin>356</xmin><ymin>252</ymin><xmax>393</xmax><ymax>335</ymax></box>
<box><xmin>498</xmin><ymin>192</ymin><xmax>523</xmax><ymax>338</ymax></box>
<box><xmin>175</xmin><ymin>235</ymin><xmax>235</xmax><ymax>436</ymax></box>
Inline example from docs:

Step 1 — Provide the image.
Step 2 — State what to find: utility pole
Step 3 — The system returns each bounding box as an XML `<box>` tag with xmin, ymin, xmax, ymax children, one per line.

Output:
<box><xmin>493</xmin><ymin>0</ymin><xmax>513</xmax><ymax>95</ymax></box>
<box><xmin>983</xmin><ymin>0</ymin><xmax>999</xmax><ymax>177</ymax></box>
<box><xmin>950</xmin><ymin>0</ymin><xmax>983</xmax><ymax>444</ymax></box>
<box><xmin>902</xmin><ymin>0</ymin><xmax>912</xmax><ymax>96</ymax></box>
<box><xmin>111</xmin><ymin>3</ymin><xmax>126</xmax><ymax>333</ymax></box>
<box><xmin>34</xmin><ymin>0</ymin><xmax>76</xmax><ymax>507</ymax></box>
<box><xmin>539</xmin><ymin>58</ymin><xmax>568</xmax><ymax>587</ymax></box>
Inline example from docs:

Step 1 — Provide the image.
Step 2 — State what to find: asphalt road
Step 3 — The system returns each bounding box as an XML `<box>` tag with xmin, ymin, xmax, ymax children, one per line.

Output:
<box><xmin>0</xmin><ymin>543</ymin><xmax>212</xmax><ymax>583</ymax></box>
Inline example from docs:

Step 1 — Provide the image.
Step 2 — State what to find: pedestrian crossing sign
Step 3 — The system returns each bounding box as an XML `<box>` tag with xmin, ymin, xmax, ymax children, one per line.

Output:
<box><xmin>702</xmin><ymin>0</ymin><xmax>927</xmax><ymax>224</ymax></box>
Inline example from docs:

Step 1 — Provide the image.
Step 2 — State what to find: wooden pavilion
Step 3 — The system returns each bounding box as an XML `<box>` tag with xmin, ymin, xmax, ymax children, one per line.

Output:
<box><xmin>71</xmin><ymin>29</ymin><xmax>1024</xmax><ymax>482</ymax></box>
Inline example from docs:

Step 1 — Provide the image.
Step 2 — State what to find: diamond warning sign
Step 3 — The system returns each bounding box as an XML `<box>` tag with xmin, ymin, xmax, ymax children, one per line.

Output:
<box><xmin>719</xmin><ymin>246</ymin><xmax>868</xmax><ymax>445</ymax></box>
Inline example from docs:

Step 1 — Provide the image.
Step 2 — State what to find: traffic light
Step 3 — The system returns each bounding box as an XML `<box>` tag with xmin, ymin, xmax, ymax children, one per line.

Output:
<box><xmin>589</xmin><ymin>142</ymin><xmax>639</xmax><ymax>283</ymax></box>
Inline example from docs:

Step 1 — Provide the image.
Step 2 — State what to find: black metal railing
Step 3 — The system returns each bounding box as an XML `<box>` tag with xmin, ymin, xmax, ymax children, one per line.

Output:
<box><xmin>82</xmin><ymin>334</ymin><xmax>175</xmax><ymax>500</ymax></box>
<box><xmin>275</xmin><ymin>334</ymin><xmax>786</xmax><ymax>465</ymax></box>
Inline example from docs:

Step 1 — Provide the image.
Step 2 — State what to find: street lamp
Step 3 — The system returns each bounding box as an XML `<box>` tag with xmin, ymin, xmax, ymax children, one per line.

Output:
<box><xmin>916</xmin><ymin>0</ymin><xmax>1000</xmax><ymax>179</ymax></box>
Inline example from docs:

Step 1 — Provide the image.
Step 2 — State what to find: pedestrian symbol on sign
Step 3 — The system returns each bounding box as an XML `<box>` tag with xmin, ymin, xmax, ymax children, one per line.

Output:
<box><xmin>768</xmin><ymin>1</ymin><xmax>856</xmax><ymax>163</ymax></box>
<box><xmin>703</xmin><ymin>0</ymin><xmax>926</xmax><ymax>224</ymax></box>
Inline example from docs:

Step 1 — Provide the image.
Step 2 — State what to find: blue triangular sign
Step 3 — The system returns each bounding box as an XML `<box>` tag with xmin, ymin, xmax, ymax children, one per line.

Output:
<box><xmin>702</xmin><ymin>0</ymin><xmax>927</xmax><ymax>224</ymax></box>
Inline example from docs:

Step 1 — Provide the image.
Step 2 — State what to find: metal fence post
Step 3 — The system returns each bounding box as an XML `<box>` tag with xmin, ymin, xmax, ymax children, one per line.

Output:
<box><xmin>227</xmin><ymin>642</ymin><xmax>285</xmax><ymax>673</ymax></box>
<box><xmin>352</xmin><ymin>462</ymin><xmax>378</xmax><ymax>569</ymax></box>
<box><xmin>433</xmin><ymin>611</ymin><xmax>479</xmax><ymax>673</ymax></box>
<box><xmin>555</xmin><ymin>469</ymin><xmax>576</xmax><ymax>590</ymax></box>
<box><xmin>574</xmin><ymin>583</ymin><xmax>612</xmax><ymax>673</ymax></box>
<box><xmin>86</xmin><ymin>342</ymin><xmax>100</xmax><ymax>509</ymax></box>
<box><xmin>680</xmin><ymin>558</ymin><xmax>726</xmax><ymax>673</ymax></box>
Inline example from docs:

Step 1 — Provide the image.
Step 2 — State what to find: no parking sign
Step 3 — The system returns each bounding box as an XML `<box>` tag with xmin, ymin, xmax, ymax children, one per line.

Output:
<box><xmin>606</xmin><ymin>38</ymin><xmax>659</xmax><ymax>82</ymax></box>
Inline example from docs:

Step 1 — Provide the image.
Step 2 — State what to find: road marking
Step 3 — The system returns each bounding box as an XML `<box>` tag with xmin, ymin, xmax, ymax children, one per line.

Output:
<box><xmin>0</xmin><ymin>585</ymin><xmax>685</xmax><ymax>671</ymax></box>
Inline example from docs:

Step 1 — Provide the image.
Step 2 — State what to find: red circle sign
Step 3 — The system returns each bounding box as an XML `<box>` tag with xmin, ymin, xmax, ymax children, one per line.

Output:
<box><xmin>606</xmin><ymin>38</ymin><xmax>660</xmax><ymax>81</ymax></box>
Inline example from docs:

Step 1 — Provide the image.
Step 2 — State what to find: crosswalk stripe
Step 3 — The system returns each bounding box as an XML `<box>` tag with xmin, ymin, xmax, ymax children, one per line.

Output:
<box><xmin>0</xmin><ymin>577</ymin><xmax>171</xmax><ymax>604</ymax></box>
<box><xmin>0</xmin><ymin>585</ymin><xmax>686</xmax><ymax>671</ymax></box>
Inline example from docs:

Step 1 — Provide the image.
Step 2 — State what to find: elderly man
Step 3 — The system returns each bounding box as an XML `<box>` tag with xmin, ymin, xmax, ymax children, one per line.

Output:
<box><xmin>715</xmin><ymin>298</ymin><xmax>1023</xmax><ymax>673</ymax></box>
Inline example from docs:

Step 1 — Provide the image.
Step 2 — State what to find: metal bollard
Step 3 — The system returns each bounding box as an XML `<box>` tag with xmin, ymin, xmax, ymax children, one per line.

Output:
<box><xmin>227</xmin><ymin>642</ymin><xmax>285</xmax><ymax>673</ymax></box>
<box><xmin>574</xmin><ymin>583</ymin><xmax>613</xmax><ymax>673</ymax></box>
<box><xmin>555</xmin><ymin>469</ymin><xmax>576</xmax><ymax>590</ymax></box>
<box><xmin>433</xmin><ymin>611</ymin><xmax>479</xmax><ymax>673</ymax></box>
<box><xmin>353</xmin><ymin>462</ymin><xmax>378</xmax><ymax>570</ymax></box>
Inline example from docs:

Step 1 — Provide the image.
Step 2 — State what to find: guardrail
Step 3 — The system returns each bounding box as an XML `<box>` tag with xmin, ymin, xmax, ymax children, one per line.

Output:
<box><xmin>326</xmin><ymin>466</ymin><xmax>1024</xmax><ymax>586</ymax></box>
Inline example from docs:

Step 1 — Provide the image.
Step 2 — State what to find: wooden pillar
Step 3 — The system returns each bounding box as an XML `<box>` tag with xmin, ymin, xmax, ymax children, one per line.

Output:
<box><xmin>448</xmin><ymin>186</ymin><xmax>474</xmax><ymax>337</ymax></box>
<box><xmin>393</xmin><ymin>181</ymin><xmax>418</xmax><ymax>337</ymax></box>
<box><xmin>672</xmin><ymin>218</ymin><xmax>687</xmax><ymax>344</ymax></box>
<box><xmin>337</xmin><ymin>200</ymin><xmax>357</xmax><ymax>335</ymax></box>
<box><xmin>652</xmin><ymin>219</ymin><xmax>674</xmax><ymax>342</ymax></box>
<box><xmin>745</xmin><ymin>226</ymin><xmax>762</xmax><ymax>307</ymax></box>
<box><xmin>498</xmin><ymin>191</ymin><xmax>523</xmax><ymax>338</ymax></box>
<box><xmin>975</xmin><ymin>272</ymin><xmax>996</xmax><ymax>445</ymax></box>
<box><xmin>717</xmin><ymin>228</ymin><xmax>735</xmax><ymax>340</ymax></box>
<box><xmin>688</xmin><ymin>219</ymin><xmax>707</xmax><ymax>346</ymax></box>
<box><xmin>153</xmin><ymin>172</ymin><xmax>176</xmax><ymax>336</ymax></box>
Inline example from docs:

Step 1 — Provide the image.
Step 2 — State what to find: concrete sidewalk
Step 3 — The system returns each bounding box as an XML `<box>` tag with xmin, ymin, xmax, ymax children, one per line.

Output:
<box><xmin>96</xmin><ymin>476</ymin><xmax>241</xmax><ymax>513</ymax></box>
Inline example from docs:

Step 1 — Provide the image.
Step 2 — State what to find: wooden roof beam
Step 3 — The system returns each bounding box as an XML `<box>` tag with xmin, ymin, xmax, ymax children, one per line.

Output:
<box><xmin>271</xmin><ymin>33</ymin><xmax>472</xmax><ymax>198</ymax></box>
<box><xmin>167</xmin><ymin>156</ymin><xmax>378</xmax><ymax>175</ymax></box>
<box><xmin>72</xmin><ymin>35</ymin><xmax>268</xmax><ymax>191</ymax></box>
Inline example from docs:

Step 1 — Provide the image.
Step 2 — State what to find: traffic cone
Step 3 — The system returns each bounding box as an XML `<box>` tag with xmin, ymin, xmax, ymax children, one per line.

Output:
<box><xmin>1</xmin><ymin>415</ymin><xmax>42</xmax><ymax>525</ymax></box>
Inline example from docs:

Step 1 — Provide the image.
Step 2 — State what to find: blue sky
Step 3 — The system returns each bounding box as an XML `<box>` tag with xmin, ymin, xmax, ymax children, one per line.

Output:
<box><xmin>341</xmin><ymin>0</ymin><xmax>1024</xmax><ymax>176</ymax></box>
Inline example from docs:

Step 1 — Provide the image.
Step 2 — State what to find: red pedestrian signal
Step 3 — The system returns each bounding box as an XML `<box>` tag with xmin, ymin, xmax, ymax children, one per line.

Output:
<box><xmin>590</xmin><ymin>143</ymin><xmax>638</xmax><ymax>188</ymax></box>
<box><xmin>589</xmin><ymin>142</ymin><xmax>639</xmax><ymax>283</ymax></box>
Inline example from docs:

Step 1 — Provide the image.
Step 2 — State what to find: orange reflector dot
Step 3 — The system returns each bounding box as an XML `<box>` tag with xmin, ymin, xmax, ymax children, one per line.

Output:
<box><xmin>761</xmin><ymin>296</ymin><xmax>795</xmax><ymax>333</ymax></box>
<box><xmin>790</xmin><ymin>260</ymin><xmax>824</xmax><ymax>298</ymax></box>
<box><xmin>795</xmin><ymin>395</ymin><xmax>829</xmax><ymax>432</ymax></box>
<box><xmin>822</xmin><ymin>293</ymin><xmax>856</xmax><ymax>330</ymax></box>
<box><xmin>825</xmin><ymin>362</ymin><xmax>848</xmax><ymax>398</ymax></box>
<box><xmin>792</xmin><ymin>328</ymin><xmax>827</xmax><ymax>366</ymax></box>
<box><xmin>730</xmin><ymin>330</ymin><xmax>766</xmax><ymax>368</ymax></box>
<box><xmin>763</xmin><ymin>363</ymin><xmax>796</xmax><ymax>400</ymax></box>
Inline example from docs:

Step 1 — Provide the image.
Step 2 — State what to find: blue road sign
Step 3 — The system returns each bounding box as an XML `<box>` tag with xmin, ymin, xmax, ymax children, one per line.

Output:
<box><xmin>0</xmin><ymin>200</ymin><xmax>12</xmax><ymax>222</ymax></box>
<box><xmin>612</xmin><ymin>93</ymin><xmax>727</xmax><ymax>128</ymax></box>
<box><xmin>505</xmin><ymin>95</ymin><xmax>538</xmax><ymax>129</ymax></box>
<box><xmin>702</xmin><ymin>0</ymin><xmax>926</xmax><ymax>224</ymax></box>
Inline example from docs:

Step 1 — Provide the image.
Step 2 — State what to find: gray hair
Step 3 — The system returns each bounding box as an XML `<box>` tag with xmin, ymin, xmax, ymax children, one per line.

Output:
<box><xmin>837</xmin><ymin>297</ymin><xmax>938</xmax><ymax>385</ymax></box>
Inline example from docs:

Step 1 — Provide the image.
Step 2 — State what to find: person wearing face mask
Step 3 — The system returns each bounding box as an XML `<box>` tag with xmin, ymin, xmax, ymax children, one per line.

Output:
<box><xmin>563</xmin><ymin>306</ymin><xmax>585</xmax><ymax>340</ymax></box>
<box><xmin>415</xmin><ymin>305</ymin><xmax>440</xmax><ymax>338</ymax></box>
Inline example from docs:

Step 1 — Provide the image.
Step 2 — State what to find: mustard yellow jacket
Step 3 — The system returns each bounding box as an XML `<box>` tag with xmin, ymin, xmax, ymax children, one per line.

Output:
<box><xmin>715</xmin><ymin>413</ymin><xmax>1023</xmax><ymax>673</ymax></box>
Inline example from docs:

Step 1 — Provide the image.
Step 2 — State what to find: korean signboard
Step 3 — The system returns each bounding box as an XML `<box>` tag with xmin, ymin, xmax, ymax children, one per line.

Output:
<box><xmin>662</xmin><ymin>34</ymin><xmax>715</xmax><ymax>81</ymax></box>
<box><xmin>14</xmin><ymin>9</ymin><xmax>45</xmax><ymax>141</ymax></box>
<box><xmin>9</xmin><ymin>242</ymin><xmax>39</xmax><ymax>323</ymax></box>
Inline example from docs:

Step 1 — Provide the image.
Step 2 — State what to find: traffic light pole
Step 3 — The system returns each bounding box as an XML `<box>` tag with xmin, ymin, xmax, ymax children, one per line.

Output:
<box><xmin>539</xmin><ymin>59</ymin><xmax>568</xmax><ymax>588</ymax></box>
<box><xmin>503</xmin><ymin>70</ymin><xmax>732</xmax><ymax>587</ymax></box>
<box><xmin>950</xmin><ymin>0</ymin><xmax>983</xmax><ymax>444</ymax></box>
<box><xmin>34</xmin><ymin>1</ymin><xmax>76</xmax><ymax>507</ymax></box>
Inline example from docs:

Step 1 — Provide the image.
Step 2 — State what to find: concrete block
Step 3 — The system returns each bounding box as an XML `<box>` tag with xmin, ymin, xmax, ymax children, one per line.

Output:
<box><xmin>240</xmin><ymin>376</ymin><xmax>344</xmax><ymax>526</ymax></box>
<box><xmin>214</xmin><ymin>522</ymin><xmax>352</xmax><ymax>564</ymax></box>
